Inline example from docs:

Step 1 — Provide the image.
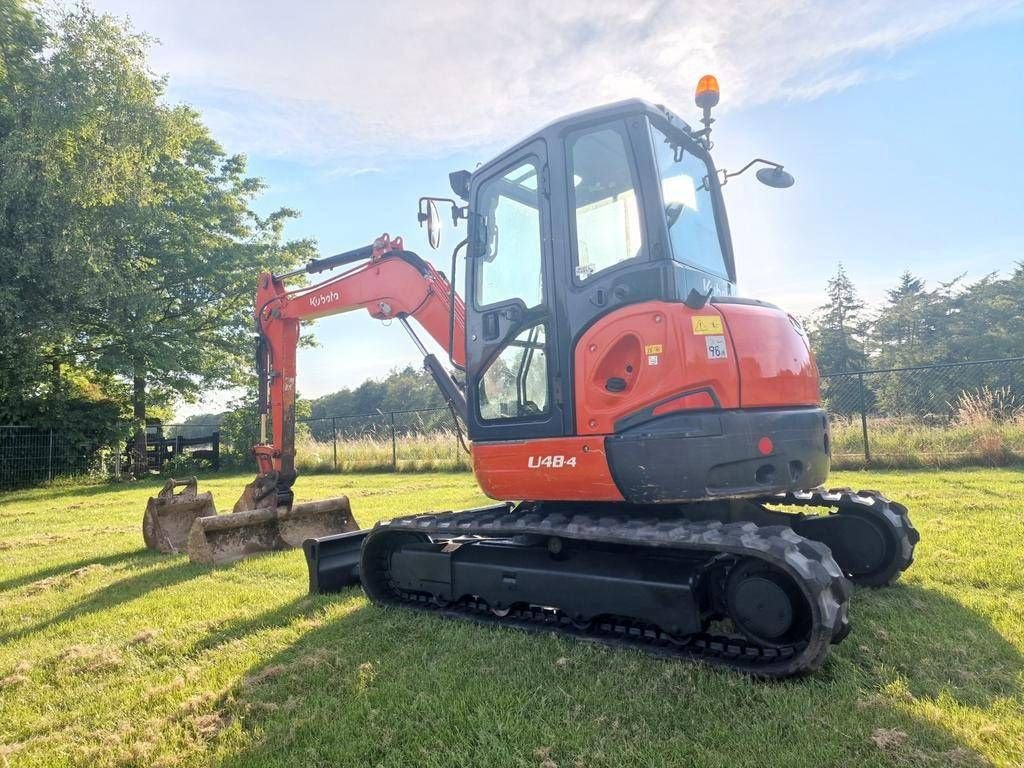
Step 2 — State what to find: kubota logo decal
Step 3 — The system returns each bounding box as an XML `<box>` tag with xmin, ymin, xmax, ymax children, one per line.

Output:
<box><xmin>309</xmin><ymin>291</ymin><xmax>340</xmax><ymax>308</ymax></box>
<box><xmin>528</xmin><ymin>455</ymin><xmax>577</xmax><ymax>468</ymax></box>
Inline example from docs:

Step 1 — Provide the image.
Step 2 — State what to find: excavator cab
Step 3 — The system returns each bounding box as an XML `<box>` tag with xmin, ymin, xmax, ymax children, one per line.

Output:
<box><xmin>447</xmin><ymin>99</ymin><xmax>830</xmax><ymax>504</ymax></box>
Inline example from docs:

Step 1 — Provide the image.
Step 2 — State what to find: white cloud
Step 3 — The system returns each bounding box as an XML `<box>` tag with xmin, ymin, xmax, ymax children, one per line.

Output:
<box><xmin>90</xmin><ymin>0</ymin><xmax>1022</xmax><ymax>163</ymax></box>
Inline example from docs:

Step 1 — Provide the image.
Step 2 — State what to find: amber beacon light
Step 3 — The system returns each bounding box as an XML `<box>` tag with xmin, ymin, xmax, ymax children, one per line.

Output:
<box><xmin>695</xmin><ymin>74</ymin><xmax>720</xmax><ymax>109</ymax></box>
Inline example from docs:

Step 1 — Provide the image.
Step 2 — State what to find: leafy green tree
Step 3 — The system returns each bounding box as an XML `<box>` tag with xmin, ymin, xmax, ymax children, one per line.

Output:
<box><xmin>308</xmin><ymin>365</ymin><xmax>446</xmax><ymax>439</ymax></box>
<box><xmin>0</xmin><ymin>4</ymin><xmax>312</xmax><ymax>471</ymax></box>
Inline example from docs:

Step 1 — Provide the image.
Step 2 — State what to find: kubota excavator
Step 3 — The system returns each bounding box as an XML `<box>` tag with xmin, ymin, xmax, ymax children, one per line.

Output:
<box><xmin>182</xmin><ymin>77</ymin><xmax>918</xmax><ymax>676</ymax></box>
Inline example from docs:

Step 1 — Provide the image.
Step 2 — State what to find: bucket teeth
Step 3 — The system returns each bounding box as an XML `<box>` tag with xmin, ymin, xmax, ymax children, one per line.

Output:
<box><xmin>141</xmin><ymin>477</ymin><xmax>217</xmax><ymax>554</ymax></box>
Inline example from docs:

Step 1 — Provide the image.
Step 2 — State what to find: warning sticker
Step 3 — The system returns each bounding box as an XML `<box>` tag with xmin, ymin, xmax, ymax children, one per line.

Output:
<box><xmin>705</xmin><ymin>335</ymin><xmax>727</xmax><ymax>360</ymax></box>
<box><xmin>644</xmin><ymin>344</ymin><xmax>663</xmax><ymax>355</ymax></box>
<box><xmin>647</xmin><ymin>355</ymin><xmax>659</xmax><ymax>366</ymax></box>
<box><xmin>691</xmin><ymin>316</ymin><xmax>723</xmax><ymax>335</ymax></box>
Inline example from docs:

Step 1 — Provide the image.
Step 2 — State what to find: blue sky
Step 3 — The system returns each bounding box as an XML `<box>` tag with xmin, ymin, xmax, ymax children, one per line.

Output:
<box><xmin>87</xmin><ymin>1</ymin><xmax>1024</xmax><ymax>417</ymax></box>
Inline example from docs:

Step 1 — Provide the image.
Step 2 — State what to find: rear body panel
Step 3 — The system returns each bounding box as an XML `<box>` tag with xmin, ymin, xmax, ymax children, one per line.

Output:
<box><xmin>472</xmin><ymin>298</ymin><xmax>829</xmax><ymax>503</ymax></box>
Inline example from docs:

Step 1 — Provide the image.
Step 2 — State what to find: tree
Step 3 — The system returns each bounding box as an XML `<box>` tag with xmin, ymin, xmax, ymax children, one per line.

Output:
<box><xmin>808</xmin><ymin>265</ymin><xmax>871</xmax><ymax>415</ymax></box>
<box><xmin>0</xmin><ymin>4</ymin><xmax>312</xmax><ymax>471</ymax></box>
<box><xmin>809</xmin><ymin>264</ymin><xmax>870</xmax><ymax>371</ymax></box>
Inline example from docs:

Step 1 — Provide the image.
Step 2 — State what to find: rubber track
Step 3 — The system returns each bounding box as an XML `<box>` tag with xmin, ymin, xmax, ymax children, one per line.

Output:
<box><xmin>765</xmin><ymin>488</ymin><xmax>919</xmax><ymax>586</ymax></box>
<box><xmin>362</xmin><ymin>505</ymin><xmax>852</xmax><ymax>677</ymax></box>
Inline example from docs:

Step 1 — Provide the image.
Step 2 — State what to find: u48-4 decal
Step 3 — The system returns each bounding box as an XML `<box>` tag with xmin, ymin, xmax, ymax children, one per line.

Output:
<box><xmin>528</xmin><ymin>455</ymin><xmax>577</xmax><ymax>468</ymax></box>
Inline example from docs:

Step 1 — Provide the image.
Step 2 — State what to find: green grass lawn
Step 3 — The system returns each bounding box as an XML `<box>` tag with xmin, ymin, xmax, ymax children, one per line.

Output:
<box><xmin>1</xmin><ymin>469</ymin><xmax>1022</xmax><ymax>767</ymax></box>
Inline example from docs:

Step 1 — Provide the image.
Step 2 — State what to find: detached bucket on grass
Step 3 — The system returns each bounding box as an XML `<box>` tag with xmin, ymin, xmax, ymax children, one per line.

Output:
<box><xmin>186</xmin><ymin>496</ymin><xmax>357</xmax><ymax>565</ymax></box>
<box><xmin>142</xmin><ymin>477</ymin><xmax>218</xmax><ymax>554</ymax></box>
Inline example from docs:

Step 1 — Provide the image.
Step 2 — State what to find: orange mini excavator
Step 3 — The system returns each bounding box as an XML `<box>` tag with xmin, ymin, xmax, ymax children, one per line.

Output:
<box><xmin>230</xmin><ymin>78</ymin><xmax>917</xmax><ymax>676</ymax></box>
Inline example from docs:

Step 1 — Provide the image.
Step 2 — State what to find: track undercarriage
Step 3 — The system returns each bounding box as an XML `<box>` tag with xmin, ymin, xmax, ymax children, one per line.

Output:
<box><xmin>306</xmin><ymin>489</ymin><xmax>917</xmax><ymax>677</ymax></box>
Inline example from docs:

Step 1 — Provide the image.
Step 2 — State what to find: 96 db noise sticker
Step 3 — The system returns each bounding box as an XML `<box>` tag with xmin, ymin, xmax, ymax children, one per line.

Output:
<box><xmin>705</xmin><ymin>335</ymin><xmax>727</xmax><ymax>359</ymax></box>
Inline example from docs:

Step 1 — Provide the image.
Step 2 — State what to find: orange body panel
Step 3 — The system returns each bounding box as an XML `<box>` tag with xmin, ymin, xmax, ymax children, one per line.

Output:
<box><xmin>715</xmin><ymin>303</ymin><xmax>819</xmax><ymax>408</ymax></box>
<box><xmin>574</xmin><ymin>301</ymin><xmax>740</xmax><ymax>434</ymax></box>
<box><xmin>472</xmin><ymin>437</ymin><xmax>624</xmax><ymax>502</ymax></box>
<box><xmin>573</xmin><ymin>300</ymin><xmax>820</xmax><ymax>434</ymax></box>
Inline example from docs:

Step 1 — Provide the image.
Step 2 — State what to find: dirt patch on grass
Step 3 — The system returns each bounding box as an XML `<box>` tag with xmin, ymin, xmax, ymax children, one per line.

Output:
<box><xmin>131</xmin><ymin>628</ymin><xmax>159</xmax><ymax>645</ymax></box>
<box><xmin>193</xmin><ymin>711</ymin><xmax>231</xmax><ymax>739</ymax></box>
<box><xmin>240</xmin><ymin>648</ymin><xmax>337</xmax><ymax>691</ymax></box>
<box><xmin>870</xmin><ymin>727</ymin><xmax>908</xmax><ymax>750</ymax></box>
<box><xmin>25</xmin><ymin>563</ymin><xmax>107</xmax><ymax>594</ymax></box>
<box><xmin>61</xmin><ymin>644</ymin><xmax>123</xmax><ymax>674</ymax></box>
<box><xmin>0</xmin><ymin>659</ymin><xmax>32</xmax><ymax>688</ymax></box>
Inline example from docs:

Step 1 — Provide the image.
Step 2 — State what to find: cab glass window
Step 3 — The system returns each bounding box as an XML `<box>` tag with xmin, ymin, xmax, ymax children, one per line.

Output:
<box><xmin>475</xmin><ymin>161</ymin><xmax>543</xmax><ymax>308</ymax></box>
<box><xmin>478</xmin><ymin>323</ymin><xmax>549</xmax><ymax>420</ymax></box>
<box><xmin>569</xmin><ymin>125</ymin><xmax>643</xmax><ymax>282</ymax></box>
<box><xmin>649</xmin><ymin>124</ymin><xmax>726</xmax><ymax>277</ymax></box>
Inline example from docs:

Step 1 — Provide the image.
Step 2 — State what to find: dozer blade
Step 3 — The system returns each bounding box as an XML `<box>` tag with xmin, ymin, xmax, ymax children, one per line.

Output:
<box><xmin>142</xmin><ymin>477</ymin><xmax>217</xmax><ymax>554</ymax></box>
<box><xmin>186</xmin><ymin>496</ymin><xmax>358</xmax><ymax>565</ymax></box>
<box><xmin>303</xmin><ymin>529</ymin><xmax>370</xmax><ymax>593</ymax></box>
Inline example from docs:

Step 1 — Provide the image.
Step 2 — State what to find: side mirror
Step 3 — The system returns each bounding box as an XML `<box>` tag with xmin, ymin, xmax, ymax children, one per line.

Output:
<box><xmin>418</xmin><ymin>196</ymin><xmax>467</xmax><ymax>250</ymax></box>
<box><xmin>425</xmin><ymin>200</ymin><xmax>441</xmax><ymax>249</ymax></box>
<box><xmin>756</xmin><ymin>166</ymin><xmax>795</xmax><ymax>189</ymax></box>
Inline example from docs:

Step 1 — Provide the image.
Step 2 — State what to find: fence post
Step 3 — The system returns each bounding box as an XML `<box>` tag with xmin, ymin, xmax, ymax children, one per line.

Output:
<box><xmin>47</xmin><ymin>428</ymin><xmax>53</xmax><ymax>482</ymax></box>
<box><xmin>390</xmin><ymin>411</ymin><xmax>397</xmax><ymax>470</ymax></box>
<box><xmin>858</xmin><ymin>373</ymin><xmax>871</xmax><ymax>464</ymax></box>
<box><xmin>332</xmin><ymin>417</ymin><xmax>338</xmax><ymax>471</ymax></box>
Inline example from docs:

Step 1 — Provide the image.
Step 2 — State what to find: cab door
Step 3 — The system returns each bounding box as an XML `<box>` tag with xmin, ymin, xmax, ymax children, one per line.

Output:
<box><xmin>465</xmin><ymin>141</ymin><xmax>565</xmax><ymax>442</ymax></box>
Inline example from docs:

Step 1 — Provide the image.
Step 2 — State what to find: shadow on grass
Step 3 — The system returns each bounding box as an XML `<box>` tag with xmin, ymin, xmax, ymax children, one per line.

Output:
<box><xmin>0</xmin><ymin>557</ymin><xmax>205</xmax><ymax>645</ymax></box>
<box><xmin>0</xmin><ymin>549</ymin><xmax>153</xmax><ymax>593</ymax></box>
<box><xmin>190</xmin><ymin>595</ymin><xmax>320</xmax><ymax>654</ymax></box>
<box><xmin>0</xmin><ymin>471</ymin><xmax>244</xmax><ymax>505</ymax></box>
<box><xmin>198</xmin><ymin>582</ymin><xmax>1020</xmax><ymax>768</ymax></box>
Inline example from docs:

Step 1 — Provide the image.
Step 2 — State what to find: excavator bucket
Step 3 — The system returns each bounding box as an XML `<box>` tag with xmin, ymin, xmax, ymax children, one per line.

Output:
<box><xmin>185</xmin><ymin>475</ymin><xmax>358</xmax><ymax>565</ymax></box>
<box><xmin>142</xmin><ymin>477</ymin><xmax>217</xmax><ymax>554</ymax></box>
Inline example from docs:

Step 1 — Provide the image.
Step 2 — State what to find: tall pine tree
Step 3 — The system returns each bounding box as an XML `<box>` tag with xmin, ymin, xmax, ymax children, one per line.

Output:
<box><xmin>810</xmin><ymin>264</ymin><xmax>868</xmax><ymax>373</ymax></box>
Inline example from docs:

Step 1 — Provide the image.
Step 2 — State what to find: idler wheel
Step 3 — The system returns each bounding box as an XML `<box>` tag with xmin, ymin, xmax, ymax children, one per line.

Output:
<box><xmin>726</xmin><ymin>559</ymin><xmax>810</xmax><ymax>647</ymax></box>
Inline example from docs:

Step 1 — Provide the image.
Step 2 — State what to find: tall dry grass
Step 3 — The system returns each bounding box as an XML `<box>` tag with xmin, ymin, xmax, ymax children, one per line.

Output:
<box><xmin>295</xmin><ymin>389</ymin><xmax>1024</xmax><ymax>474</ymax></box>
<box><xmin>830</xmin><ymin>416</ymin><xmax>1024</xmax><ymax>468</ymax></box>
<box><xmin>293</xmin><ymin>431</ymin><xmax>471</xmax><ymax>473</ymax></box>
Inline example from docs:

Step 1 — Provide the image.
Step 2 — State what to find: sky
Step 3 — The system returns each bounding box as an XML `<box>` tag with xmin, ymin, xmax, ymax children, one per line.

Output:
<box><xmin>84</xmin><ymin>0</ymin><xmax>1024</xmax><ymax>418</ymax></box>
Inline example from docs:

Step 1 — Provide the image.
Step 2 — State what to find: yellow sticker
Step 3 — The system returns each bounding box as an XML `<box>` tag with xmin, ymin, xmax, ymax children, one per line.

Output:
<box><xmin>691</xmin><ymin>316</ymin><xmax>723</xmax><ymax>335</ymax></box>
<box><xmin>644</xmin><ymin>344</ymin><xmax>663</xmax><ymax>355</ymax></box>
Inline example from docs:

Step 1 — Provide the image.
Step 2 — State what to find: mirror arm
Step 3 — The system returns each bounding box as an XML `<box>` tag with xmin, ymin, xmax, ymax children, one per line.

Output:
<box><xmin>722</xmin><ymin>158</ymin><xmax>783</xmax><ymax>185</ymax></box>
<box><xmin>703</xmin><ymin>158</ymin><xmax>786</xmax><ymax>191</ymax></box>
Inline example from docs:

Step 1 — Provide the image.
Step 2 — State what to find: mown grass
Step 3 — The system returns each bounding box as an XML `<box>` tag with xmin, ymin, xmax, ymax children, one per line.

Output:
<box><xmin>1</xmin><ymin>469</ymin><xmax>1022</xmax><ymax>767</ymax></box>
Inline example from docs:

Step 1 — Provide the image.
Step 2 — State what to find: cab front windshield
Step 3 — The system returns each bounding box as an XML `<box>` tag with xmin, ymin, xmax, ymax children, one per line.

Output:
<box><xmin>649</xmin><ymin>123</ymin><xmax>727</xmax><ymax>279</ymax></box>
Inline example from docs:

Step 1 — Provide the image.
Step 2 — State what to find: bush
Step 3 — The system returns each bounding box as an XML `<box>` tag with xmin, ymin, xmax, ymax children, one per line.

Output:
<box><xmin>161</xmin><ymin>454</ymin><xmax>213</xmax><ymax>476</ymax></box>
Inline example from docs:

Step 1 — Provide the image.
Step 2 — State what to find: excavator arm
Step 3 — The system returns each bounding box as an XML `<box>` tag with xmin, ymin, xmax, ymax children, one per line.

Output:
<box><xmin>244</xmin><ymin>234</ymin><xmax>467</xmax><ymax>510</ymax></box>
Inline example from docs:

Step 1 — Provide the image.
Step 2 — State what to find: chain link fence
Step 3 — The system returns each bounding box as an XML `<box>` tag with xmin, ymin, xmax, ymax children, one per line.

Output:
<box><xmin>3</xmin><ymin>357</ymin><xmax>1023</xmax><ymax>490</ymax></box>
<box><xmin>297</xmin><ymin>406</ymin><xmax>467</xmax><ymax>471</ymax></box>
<box><xmin>821</xmin><ymin>356</ymin><xmax>1024</xmax><ymax>466</ymax></box>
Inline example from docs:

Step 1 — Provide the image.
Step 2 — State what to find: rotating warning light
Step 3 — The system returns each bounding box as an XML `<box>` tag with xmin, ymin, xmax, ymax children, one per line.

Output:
<box><xmin>695</xmin><ymin>74</ymin><xmax>720</xmax><ymax>110</ymax></box>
